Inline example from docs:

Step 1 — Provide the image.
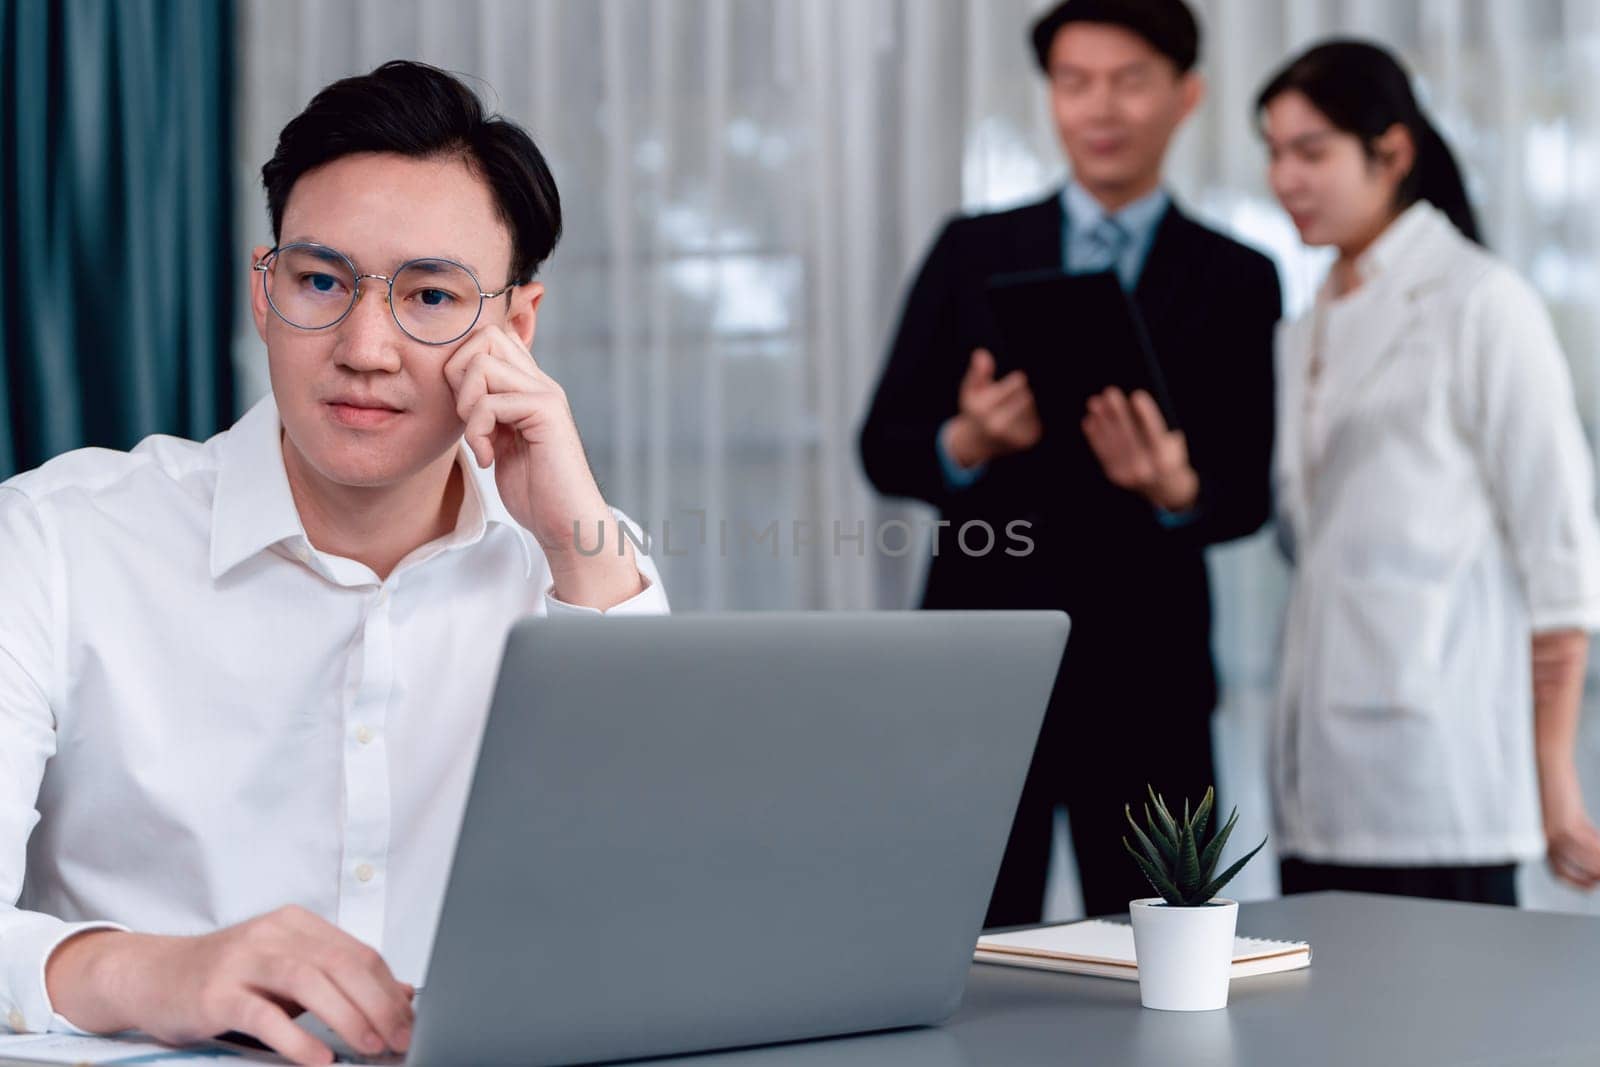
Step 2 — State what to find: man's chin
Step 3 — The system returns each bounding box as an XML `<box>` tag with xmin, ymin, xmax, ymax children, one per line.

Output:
<box><xmin>1065</xmin><ymin>158</ymin><xmax>1154</xmax><ymax>196</ymax></box>
<box><xmin>284</xmin><ymin>427</ymin><xmax>460</xmax><ymax>494</ymax></box>
<box><xmin>321</xmin><ymin>447</ymin><xmax>461</xmax><ymax>490</ymax></box>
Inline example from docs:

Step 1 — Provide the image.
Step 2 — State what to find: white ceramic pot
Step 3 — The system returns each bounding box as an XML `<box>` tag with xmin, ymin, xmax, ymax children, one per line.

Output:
<box><xmin>1128</xmin><ymin>897</ymin><xmax>1238</xmax><ymax>1011</ymax></box>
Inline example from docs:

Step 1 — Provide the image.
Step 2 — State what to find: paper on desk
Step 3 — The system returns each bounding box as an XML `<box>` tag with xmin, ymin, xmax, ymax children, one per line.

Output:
<box><xmin>976</xmin><ymin>918</ymin><xmax>1311</xmax><ymax>980</ymax></box>
<box><xmin>0</xmin><ymin>1031</ymin><xmax>265</xmax><ymax>1064</ymax></box>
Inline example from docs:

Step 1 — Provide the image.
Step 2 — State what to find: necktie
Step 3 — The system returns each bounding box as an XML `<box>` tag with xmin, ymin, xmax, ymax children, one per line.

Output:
<box><xmin>1077</xmin><ymin>216</ymin><xmax>1130</xmax><ymax>279</ymax></box>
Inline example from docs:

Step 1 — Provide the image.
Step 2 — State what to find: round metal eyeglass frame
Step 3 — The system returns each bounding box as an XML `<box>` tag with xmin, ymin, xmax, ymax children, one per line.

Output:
<box><xmin>252</xmin><ymin>242</ymin><xmax>517</xmax><ymax>347</ymax></box>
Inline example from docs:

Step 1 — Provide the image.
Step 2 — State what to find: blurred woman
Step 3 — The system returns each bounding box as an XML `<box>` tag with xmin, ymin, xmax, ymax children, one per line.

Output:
<box><xmin>1258</xmin><ymin>40</ymin><xmax>1600</xmax><ymax>905</ymax></box>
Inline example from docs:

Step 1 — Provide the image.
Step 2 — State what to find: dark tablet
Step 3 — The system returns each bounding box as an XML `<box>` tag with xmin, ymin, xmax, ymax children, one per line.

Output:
<box><xmin>984</xmin><ymin>269</ymin><xmax>1179</xmax><ymax>432</ymax></box>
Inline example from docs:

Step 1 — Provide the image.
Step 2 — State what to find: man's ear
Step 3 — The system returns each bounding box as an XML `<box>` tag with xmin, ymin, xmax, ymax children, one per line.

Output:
<box><xmin>249</xmin><ymin>244</ymin><xmax>272</xmax><ymax>343</ymax></box>
<box><xmin>1177</xmin><ymin>71</ymin><xmax>1205</xmax><ymax>124</ymax></box>
<box><xmin>505</xmin><ymin>281</ymin><xmax>544</xmax><ymax>350</ymax></box>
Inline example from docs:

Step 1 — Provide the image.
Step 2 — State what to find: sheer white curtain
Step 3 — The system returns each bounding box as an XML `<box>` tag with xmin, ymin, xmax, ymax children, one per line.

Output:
<box><xmin>237</xmin><ymin>0</ymin><xmax>1600</xmax><ymax>915</ymax></box>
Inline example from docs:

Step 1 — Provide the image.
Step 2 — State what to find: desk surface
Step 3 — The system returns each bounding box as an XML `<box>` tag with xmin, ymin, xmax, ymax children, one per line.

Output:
<box><xmin>655</xmin><ymin>892</ymin><xmax>1600</xmax><ymax>1067</ymax></box>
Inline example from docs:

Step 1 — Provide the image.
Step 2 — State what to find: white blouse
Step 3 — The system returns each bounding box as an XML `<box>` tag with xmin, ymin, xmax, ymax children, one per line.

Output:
<box><xmin>1271</xmin><ymin>202</ymin><xmax>1600</xmax><ymax>866</ymax></box>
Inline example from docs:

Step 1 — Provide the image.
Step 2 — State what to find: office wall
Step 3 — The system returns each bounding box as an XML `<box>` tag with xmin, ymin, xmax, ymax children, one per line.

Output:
<box><xmin>238</xmin><ymin>0</ymin><xmax>1600</xmax><ymax>914</ymax></box>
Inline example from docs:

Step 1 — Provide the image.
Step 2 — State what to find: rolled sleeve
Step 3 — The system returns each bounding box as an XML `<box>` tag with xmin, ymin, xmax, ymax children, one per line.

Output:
<box><xmin>543</xmin><ymin>508</ymin><xmax>671</xmax><ymax>617</ymax></box>
<box><xmin>1460</xmin><ymin>269</ymin><xmax>1600</xmax><ymax>632</ymax></box>
<box><xmin>545</xmin><ymin>575</ymin><xmax>670</xmax><ymax>617</ymax></box>
<box><xmin>1523</xmin><ymin>555</ymin><xmax>1600</xmax><ymax>633</ymax></box>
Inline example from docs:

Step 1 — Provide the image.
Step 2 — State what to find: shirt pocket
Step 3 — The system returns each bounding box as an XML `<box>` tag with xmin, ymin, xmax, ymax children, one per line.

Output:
<box><xmin>1298</xmin><ymin>574</ymin><xmax>1457</xmax><ymax>847</ymax></box>
<box><xmin>1323</xmin><ymin>573</ymin><xmax>1451</xmax><ymax>715</ymax></box>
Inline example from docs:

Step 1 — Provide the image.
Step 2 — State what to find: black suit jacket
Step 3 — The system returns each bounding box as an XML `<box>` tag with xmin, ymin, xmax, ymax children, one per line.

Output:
<box><xmin>859</xmin><ymin>192</ymin><xmax>1281</xmax><ymax>729</ymax></box>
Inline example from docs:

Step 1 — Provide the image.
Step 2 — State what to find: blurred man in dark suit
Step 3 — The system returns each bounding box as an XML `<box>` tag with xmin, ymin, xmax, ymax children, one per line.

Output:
<box><xmin>860</xmin><ymin>0</ymin><xmax>1281</xmax><ymax>923</ymax></box>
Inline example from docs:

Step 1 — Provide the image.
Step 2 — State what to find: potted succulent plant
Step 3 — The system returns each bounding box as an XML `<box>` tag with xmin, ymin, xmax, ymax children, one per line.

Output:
<box><xmin>1122</xmin><ymin>786</ymin><xmax>1266</xmax><ymax>1011</ymax></box>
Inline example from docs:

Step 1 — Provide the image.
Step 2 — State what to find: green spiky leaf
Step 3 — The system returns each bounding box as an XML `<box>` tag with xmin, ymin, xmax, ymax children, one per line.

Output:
<box><xmin>1195</xmin><ymin>835</ymin><xmax>1269</xmax><ymax>902</ymax></box>
<box><xmin>1147</xmin><ymin>785</ymin><xmax>1179</xmax><ymax>845</ymax></box>
<box><xmin>1123</xmin><ymin>838</ymin><xmax>1184</xmax><ymax>905</ymax></box>
<box><xmin>1199</xmin><ymin>807</ymin><xmax>1239</xmax><ymax>878</ymax></box>
<box><xmin>1191</xmin><ymin>787</ymin><xmax>1215</xmax><ymax>844</ymax></box>
<box><xmin>1143</xmin><ymin>802</ymin><xmax>1177</xmax><ymax>863</ymax></box>
<box><xmin>1125</xmin><ymin>805</ymin><xmax>1169</xmax><ymax>871</ymax></box>
<box><xmin>1177</xmin><ymin>819</ymin><xmax>1202</xmax><ymax>896</ymax></box>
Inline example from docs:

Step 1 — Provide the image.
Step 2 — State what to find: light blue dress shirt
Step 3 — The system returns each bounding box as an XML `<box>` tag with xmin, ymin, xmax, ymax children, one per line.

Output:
<box><xmin>1061</xmin><ymin>180</ymin><xmax>1169</xmax><ymax>293</ymax></box>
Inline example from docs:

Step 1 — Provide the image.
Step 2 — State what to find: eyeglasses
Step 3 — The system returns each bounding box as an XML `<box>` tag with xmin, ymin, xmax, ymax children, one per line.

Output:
<box><xmin>253</xmin><ymin>242</ymin><xmax>516</xmax><ymax>346</ymax></box>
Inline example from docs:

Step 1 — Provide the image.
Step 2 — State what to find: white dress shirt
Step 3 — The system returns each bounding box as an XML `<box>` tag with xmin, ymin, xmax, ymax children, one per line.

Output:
<box><xmin>0</xmin><ymin>394</ymin><xmax>668</xmax><ymax>1034</ymax></box>
<box><xmin>1272</xmin><ymin>202</ymin><xmax>1600</xmax><ymax>865</ymax></box>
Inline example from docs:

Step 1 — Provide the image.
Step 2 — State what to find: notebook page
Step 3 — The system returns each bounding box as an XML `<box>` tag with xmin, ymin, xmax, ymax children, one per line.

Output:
<box><xmin>978</xmin><ymin>918</ymin><xmax>1309</xmax><ymax>964</ymax></box>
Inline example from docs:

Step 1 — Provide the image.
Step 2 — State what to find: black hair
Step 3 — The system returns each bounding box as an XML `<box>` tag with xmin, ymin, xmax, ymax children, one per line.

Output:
<box><xmin>1256</xmin><ymin>40</ymin><xmax>1481</xmax><ymax>244</ymax></box>
<box><xmin>261</xmin><ymin>60</ymin><xmax>561</xmax><ymax>285</ymax></box>
<box><xmin>1030</xmin><ymin>0</ymin><xmax>1200</xmax><ymax>75</ymax></box>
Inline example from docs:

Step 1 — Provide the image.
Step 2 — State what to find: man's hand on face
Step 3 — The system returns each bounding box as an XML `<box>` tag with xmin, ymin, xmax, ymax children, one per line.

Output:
<box><xmin>442</xmin><ymin>323</ymin><xmax>645</xmax><ymax>610</ymax></box>
<box><xmin>44</xmin><ymin>906</ymin><xmax>415</xmax><ymax>1067</ymax></box>
<box><xmin>1081</xmin><ymin>386</ymin><xmax>1199</xmax><ymax>513</ymax></box>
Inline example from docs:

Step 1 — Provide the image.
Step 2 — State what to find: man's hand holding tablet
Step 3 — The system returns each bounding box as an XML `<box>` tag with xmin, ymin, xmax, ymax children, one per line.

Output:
<box><xmin>942</xmin><ymin>348</ymin><xmax>1045</xmax><ymax>469</ymax></box>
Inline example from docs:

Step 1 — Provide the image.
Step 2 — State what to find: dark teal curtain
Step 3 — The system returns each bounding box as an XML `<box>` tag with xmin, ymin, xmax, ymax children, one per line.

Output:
<box><xmin>0</xmin><ymin>0</ymin><xmax>234</xmax><ymax>481</ymax></box>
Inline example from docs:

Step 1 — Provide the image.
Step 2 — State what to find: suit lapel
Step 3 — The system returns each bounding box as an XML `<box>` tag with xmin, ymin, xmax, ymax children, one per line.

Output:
<box><xmin>1132</xmin><ymin>202</ymin><xmax>1197</xmax><ymax>323</ymax></box>
<box><xmin>1129</xmin><ymin>204</ymin><xmax>1206</xmax><ymax>423</ymax></box>
<box><xmin>1007</xmin><ymin>193</ymin><xmax>1065</xmax><ymax>273</ymax></box>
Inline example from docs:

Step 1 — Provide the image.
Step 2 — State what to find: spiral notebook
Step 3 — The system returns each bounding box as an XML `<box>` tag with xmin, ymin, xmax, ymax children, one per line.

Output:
<box><xmin>975</xmin><ymin>918</ymin><xmax>1312</xmax><ymax>980</ymax></box>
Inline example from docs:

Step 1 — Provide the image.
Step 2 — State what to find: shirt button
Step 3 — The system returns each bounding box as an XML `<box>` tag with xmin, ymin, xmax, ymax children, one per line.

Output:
<box><xmin>292</xmin><ymin>543</ymin><xmax>310</xmax><ymax>563</ymax></box>
<box><xmin>374</xmin><ymin>587</ymin><xmax>390</xmax><ymax>607</ymax></box>
<box><xmin>7</xmin><ymin>1009</ymin><xmax>25</xmax><ymax>1032</ymax></box>
<box><xmin>355</xmin><ymin>725</ymin><xmax>374</xmax><ymax>745</ymax></box>
<box><xmin>355</xmin><ymin>863</ymin><xmax>376</xmax><ymax>883</ymax></box>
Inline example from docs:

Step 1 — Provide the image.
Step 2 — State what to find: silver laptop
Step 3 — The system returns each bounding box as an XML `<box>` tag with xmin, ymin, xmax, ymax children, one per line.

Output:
<box><xmin>402</xmin><ymin>610</ymin><xmax>1068</xmax><ymax>1065</ymax></box>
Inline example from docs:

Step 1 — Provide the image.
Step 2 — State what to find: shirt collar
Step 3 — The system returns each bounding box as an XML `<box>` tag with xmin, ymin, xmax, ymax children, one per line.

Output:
<box><xmin>1315</xmin><ymin>201</ymin><xmax>1452</xmax><ymax>307</ymax></box>
<box><xmin>1351</xmin><ymin>199</ymin><xmax>1440</xmax><ymax>285</ymax></box>
<box><xmin>209</xmin><ymin>394</ymin><xmax>536</xmax><ymax>580</ymax></box>
<box><xmin>1061</xmin><ymin>179</ymin><xmax>1170</xmax><ymax>241</ymax></box>
<box><xmin>208</xmin><ymin>395</ymin><xmax>309</xmax><ymax>579</ymax></box>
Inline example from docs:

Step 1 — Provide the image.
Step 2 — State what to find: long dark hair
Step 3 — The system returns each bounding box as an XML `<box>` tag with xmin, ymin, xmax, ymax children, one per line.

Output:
<box><xmin>1256</xmin><ymin>40</ymin><xmax>1481</xmax><ymax>245</ymax></box>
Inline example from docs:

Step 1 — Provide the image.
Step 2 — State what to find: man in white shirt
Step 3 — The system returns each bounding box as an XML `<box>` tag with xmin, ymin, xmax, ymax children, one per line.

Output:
<box><xmin>0</xmin><ymin>61</ymin><xmax>667</xmax><ymax>1065</ymax></box>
